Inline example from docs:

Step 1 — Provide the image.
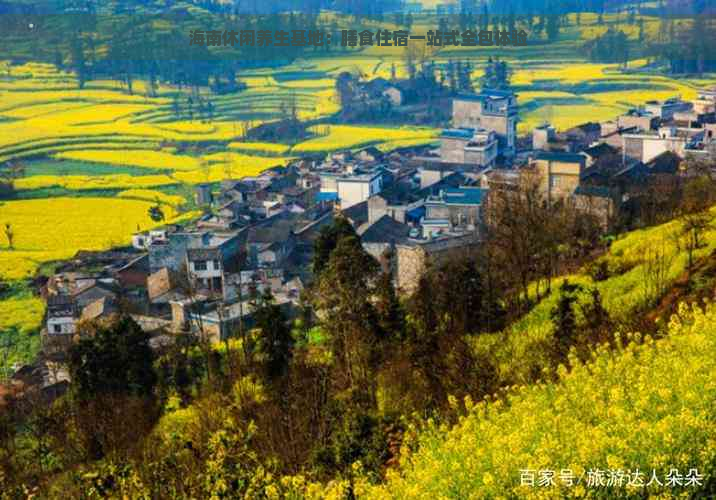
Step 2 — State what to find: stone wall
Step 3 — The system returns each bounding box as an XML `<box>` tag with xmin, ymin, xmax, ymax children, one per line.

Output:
<box><xmin>395</xmin><ymin>235</ymin><xmax>480</xmax><ymax>295</ymax></box>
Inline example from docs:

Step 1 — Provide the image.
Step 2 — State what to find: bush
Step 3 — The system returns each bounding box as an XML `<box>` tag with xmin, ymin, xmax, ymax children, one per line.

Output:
<box><xmin>584</xmin><ymin>258</ymin><xmax>610</xmax><ymax>281</ymax></box>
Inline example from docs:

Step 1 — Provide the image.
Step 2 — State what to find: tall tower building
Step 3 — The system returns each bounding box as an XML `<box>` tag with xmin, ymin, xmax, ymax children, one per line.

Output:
<box><xmin>452</xmin><ymin>89</ymin><xmax>518</xmax><ymax>158</ymax></box>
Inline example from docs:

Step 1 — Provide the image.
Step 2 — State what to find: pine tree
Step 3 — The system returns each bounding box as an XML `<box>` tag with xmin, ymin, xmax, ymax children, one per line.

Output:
<box><xmin>253</xmin><ymin>289</ymin><xmax>294</xmax><ymax>382</ymax></box>
<box><xmin>312</xmin><ymin>216</ymin><xmax>357</xmax><ymax>275</ymax></box>
<box><xmin>550</xmin><ymin>280</ymin><xmax>582</xmax><ymax>362</ymax></box>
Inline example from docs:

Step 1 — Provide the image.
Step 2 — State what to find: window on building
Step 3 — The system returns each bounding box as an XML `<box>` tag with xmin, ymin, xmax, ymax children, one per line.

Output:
<box><xmin>212</xmin><ymin>259</ymin><xmax>220</xmax><ymax>270</ymax></box>
<box><xmin>550</xmin><ymin>176</ymin><xmax>561</xmax><ymax>188</ymax></box>
<box><xmin>53</xmin><ymin>324</ymin><xmax>62</xmax><ymax>334</ymax></box>
<box><xmin>193</xmin><ymin>260</ymin><xmax>207</xmax><ymax>271</ymax></box>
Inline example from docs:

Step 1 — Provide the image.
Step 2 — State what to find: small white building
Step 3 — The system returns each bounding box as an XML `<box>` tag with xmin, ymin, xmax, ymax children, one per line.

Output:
<box><xmin>319</xmin><ymin>168</ymin><xmax>387</xmax><ymax>210</ymax></box>
<box><xmin>132</xmin><ymin>229</ymin><xmax>168</xmax><ymax>250</ymax></box>
<box><xmin>643</xmin><ymin>97</ymin><xmax>691</xmax><ymax>121</ymax></box>
<box><xmin>46</xmin><ymin>295</ymin><xmax>78</xmax><ymax>335</ymax></box>
<box><xmin>622</xmin><ymin>127</ymin><xmax>689</xmax><ymax>163</ymax></box>
<box><xmin>337</xmin><ymin>171</ymin><xmax>385</xmax><ymax>209</ymax></box>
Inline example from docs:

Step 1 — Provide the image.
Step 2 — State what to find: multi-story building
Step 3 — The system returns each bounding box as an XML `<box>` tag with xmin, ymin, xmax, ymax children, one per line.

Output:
<box><xmin>622</xmin><ymin>126</ymin><xmax>690</xmax><ymax>163</ymax></box>
<box><xmin>617</xmin><ymin>109</ymin><xmax>659</xmax><ymax>132</ymax></box>
<box><xmin>452</xmin><ymin>89</ymin><xmax>519</xmax><ymax>157</ymax></box>
<box><xmin>532</xmin><ymin>123</ymin><xmax>556</xmax><ymax>150</ymax></box>
<box><xmin>440</xmin><ymin>128</ymin><xmax>499</xmax><ymax>167</ymax></box>
<box><xmin>45</xmin><ymin>295</ymin><xmax>78</xmax><ymax>336</ymax></box>
<box><xmin>422</xmin><ymin>187</ymin><xmax>486</xmax><ymax>237</ymax></box>
<box><xmin>185</xmin><ymin>232</ymin><xmax>244</xmax><ymax>297</ymax></box>
<box><xmin>319</xmin><ymin>166</ymin><xmax>389</xmax><ymax>210</ymax></box>
<box><xmin>694</xmin><ymin>86</ymin><xmax>716</xmax><ymax>113</ymax></box>
<box><xmin>533</xmin><ymin>151</ymin><xmax>585</xmax><ymax>202</ymax></box>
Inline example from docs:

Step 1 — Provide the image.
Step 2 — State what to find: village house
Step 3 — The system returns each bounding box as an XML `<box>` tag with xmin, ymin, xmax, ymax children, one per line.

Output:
<box><xmin>600</xmin><ymin>120</ymin><xmax>638</xmax><ymax>149</ymax></box>
<box><xmin>45</xmin><ymin>295</ymin><xmax>78</xmax><ymax>336</ymax></box>
<box><xmin>422</xmin><ymin>186</ymin><xmax>486</xmax><ymax>238</ymax></box>
<box><xmin>532</xmin><ymin>124</ymin><xmax>556</xmax><ymax>150</ymax></box>
<box><xmin>692</xmin><ymin>86</ymin><xmax>716</xmax><ymax>114</ymax></box>
<box><xmin>532</xmin><ymin>151</ymin><xmax>586</xmax><ymax>202</ymax></box>
<box><xmin>643</xmin><ymin>97</ymin><xmax>691</xmax><ymax>121</ymax></box>
<box><xmin>358</xmin><ymin>214</ymin><xmax>412</xmax><ymax>262</ymax></box>
<box><xmin>341</xmin><ymin>200</ymin><xmax>370</xmax><ymax>229</ymax></box>
<box><xmin>622</xmin><ymin>126</ymin><xmax>691</xmax><ymax>163</ymax></box>
<box><xmin>572</xmin><ymin>184</ymin><xmax>620</xmax><ymax>231</ymax></box>
<box><xmin>147</xmin><ymin>267</ymin><xmax>184</xmax><ymax>314</ymax></box>
<box><xmin>113</xmin><ymin>254</ymin><xmax>150</xmax><ymax>289</ymax></box>
<box><xmin>451</xmin><ymin>89</ymin><xmax>518</xmax><ymax>158</ymax></box>
<box><xmin>439</xmin><ymin>127</ymin><xmax>498</xmax><ymax>167</ymax></box>
<box><xmin>195</xmin><ymin>183</ymin><xmax>213</xmax><ymax>205</ymax></box>
<box><xmin>358</xmin><ymin>77</ymin><xmax>405</xmax><ymax>107</ymax></box>
<box><xmin>186</xmin><ymin>232</ymin><xmax>244</xmax><ymax>297</ymax></box>
<box><xmin>394</xmin><ymin>233</ymin><xmax>481</xmax><ymax>295</ymax></box>
<box><xmin>319</xmin><ymin>165</ymin><xmax>390</xmax><ymax>210</ymax></box>
<box><xmin>80</xmin><ymin>296</ymin><xmax>120</xmax><ymax>323</ymax></box>
<box><xmin>617</xmin><ymin>109</ymin><xmax>659</xmax><ymax>132</ymax></box>
<box><xmin>169</xmin><ymin>292</ymin><xmax>295</xmax><ymax>344</ymax></box>
<box><xmin>246</xmin><ymin>217</ymin><xmax>296</xmax><ymax>269</ymax></box>
<box><xmin>132</xmin><ymin>229</ymin><xmax>170</xmax><ymax>250</ymax></box>
<box><xmin>580</xmin><ymin>142</ymin><xmax>621</xmax><ymax>169</ymax></box>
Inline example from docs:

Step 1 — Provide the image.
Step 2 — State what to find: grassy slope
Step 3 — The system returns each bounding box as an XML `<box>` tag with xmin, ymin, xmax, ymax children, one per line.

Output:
<box><xmin>353</xmin><ymin>209</ymin><xmax>716</xmax><ymax>498</ymax></box>
<box><xmin>471</xmin><ymin>207</ymin><xmax>716</xmax><ymax>387</ymax></box>
<box><xmin>366</xmin><ymin>300</ymin><xmax>716</xmax><ymax>499</ymax></box>
<box><xmin>293</xmin><ymin>211</ymin><xmax>716</xmax><ymax>498</ymax></box>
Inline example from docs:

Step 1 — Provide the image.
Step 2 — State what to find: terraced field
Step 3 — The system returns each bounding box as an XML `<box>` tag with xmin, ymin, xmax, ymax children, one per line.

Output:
<box><xmin>0</xmin><ymin>9</ymin><xmax>714</xmax><ymax>369</ymax></box>
<box><xmin>0</xmin><ymin>59</ymin><xmax>441</xmax><ymax>369</ymax></box>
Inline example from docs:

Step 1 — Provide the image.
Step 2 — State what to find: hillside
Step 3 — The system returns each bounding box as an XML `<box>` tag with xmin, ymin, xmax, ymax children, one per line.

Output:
<box><xmin>14</xmin><ymin>204</ymin><xmax>713</xmax><ymax>499</ymax></box>
<box><xmin>0</xmin><ymin>1</ymin><xmax>716</xmax><ymax>495</ymax></box>
<box><xmin>361</xmin><ymin>299</ymin><xmax>716</xmax><ymax>498</ymax></box>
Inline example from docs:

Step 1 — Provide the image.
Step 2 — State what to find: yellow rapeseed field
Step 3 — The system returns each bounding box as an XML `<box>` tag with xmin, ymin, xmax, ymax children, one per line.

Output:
<box><xmin>13</xmin><ymin>174</ymin><xmax>178</xmax><ymax>191</ymax></box>
<box><xmin>0</xmin><ymin>197</ymin><xmax>179</xmax><ymax>280</ymax></box>
<box><xmin>228</xmin><ymin>141</ymin><xmax>291</xmax><ymax>155</ymax></box>
<box><xmin>292</xmin><ymin>125</ymin><xmax>439</xmax><ymax>153</ymax></box>
<box><xmin>116</xmin><ymin>189</ymin><xmax>186</xmax><ymax>207</ymax></box>
<box><xmin>55</xmin><ymin>149</ymin><xmax>203</xmax><ymax>171</ymax></box>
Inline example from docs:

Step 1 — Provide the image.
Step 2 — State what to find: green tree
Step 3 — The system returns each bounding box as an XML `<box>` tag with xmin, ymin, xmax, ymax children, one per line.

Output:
<box><xmin>550</xmin><ymin>280</ymin><xmax>581</xmax><ymax>362</ymax></box>
<box><xmin>70</xmin><ymin>32</ymin><xmax>87</xmax><ymax>89</ymax></box>
<box><xmin>253</xmin><ymin>289</ymin><xmax>294</xmax><ymax>382</ymax></box>
<box><xmin>3</xmin><ymin>223</ymin><xmax>13</xmax><ymax>250</ymax></box>
<box><xmin>546</xmin><ymin>14</ymin><xmax>560</xmax><ymax>41</ymax></box>
<box><xmin>314</xmin><ymin>236</ymin><xmax>382</xmax><ymax>406</ymax></box>
<box><xmin>148</xmin><ymin>204</ymin><xmax>166</xmax><ymax>223</ymax></box>
<box><xmin>374</xmin><ymin>271</ymin><xmax>405</xmax><ymax>341</ymax></box>
<box><xmin>312</xmin><ymin>216</ymin><xmax>357</xmax><ymax>275</ymax></box>
<box><xmin>68</xmin><ymin>315</ymin><xmax>156</xmax><ymax>399</ymax></box>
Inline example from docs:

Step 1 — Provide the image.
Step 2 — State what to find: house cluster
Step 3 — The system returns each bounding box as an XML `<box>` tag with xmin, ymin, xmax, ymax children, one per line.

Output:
<box><xmin>39</xmin><ymin>166</ymin><xmax>332</xmax><ymax>351</ymax></box>
<box><xmin>517</xmin><ymin>86</ymin><xmax>716</xmax><ymax>227</ymax></box>
<box><xmin>34</xmin><ymin>85</ymin><xmax>716</xmax><ymax>362</ymax></box>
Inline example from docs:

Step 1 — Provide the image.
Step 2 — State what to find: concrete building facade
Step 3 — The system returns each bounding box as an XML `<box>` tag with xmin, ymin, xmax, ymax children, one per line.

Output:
<box><xmin>452</xmin><ymin>89</ymin><xmax>518</xmax><ymax>157</ymax></box>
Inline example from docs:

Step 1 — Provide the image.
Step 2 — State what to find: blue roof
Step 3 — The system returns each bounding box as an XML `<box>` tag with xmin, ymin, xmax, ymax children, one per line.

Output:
<box><xmin>316</xmin><ymin>192</ymin><xmax>339</xmax><ymax>202</ymax></box>
<box><xmin>441</xmin><ymin>128</ymin><xmax>474</xmax><ymax>139</ymax></box>
<box><xmin>442</xmin><ymin>187</ymin><xmax>486</xmax><ymax>205</ymax></box>
<box><xmin>406</xmin><ymin>206</ymin><xmax>426</xmax><ymax>222</ymax></box>
<box><xmin>455</xmin><ymin>89</ymin><xmax>515</xmax><ymax>102</ymax></box>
